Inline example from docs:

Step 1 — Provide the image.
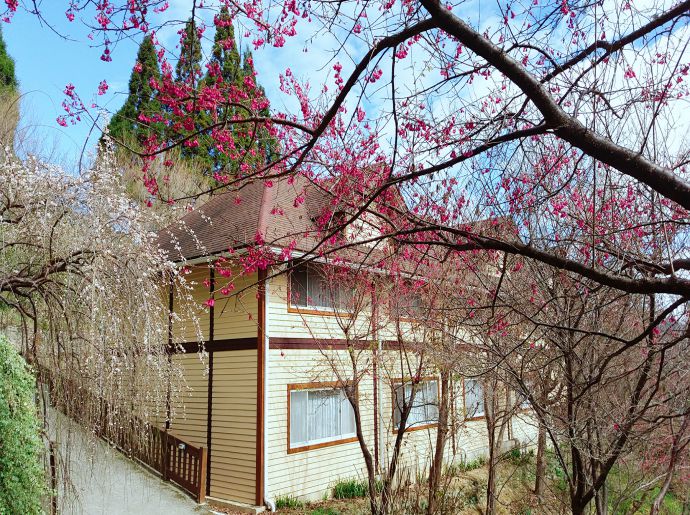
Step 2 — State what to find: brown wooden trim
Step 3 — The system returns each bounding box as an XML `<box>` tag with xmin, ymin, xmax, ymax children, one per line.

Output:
<box><xmin>286</xmin><ymin>381</ymin><xmax>357</xmax><ymax>454</ymax></box>
<box><xmin>206</xmin><ymin>267</ymin><xmax>214</xmax><ymax>495</ymax></box>
<box><xmin>171</xmin><ymin>338</ymin><xmax>257</xmax><ymax>353</ymax></box>
<box><xmin>198</xmin><ymin>447</ymin><xmax>208</xmax><ymax>503</ymax></box>
<box><xmin>287</xmin><ymin>305</ymin><xmax>355</xmax><ymax>318</ymax></box>
<box><xmin>255</xmin><ymin>268</ymin><xmax>266</xmax><ymax>507</ymax></box>
<box><xmin>287</xmin><ymin>436</ymin><xmax>360</xmax><ymax>454</ymax></box>
<box><xmin>391</xmin><ymin>376</ymin><xmax>441</xmax><ymax>434</ymax></box>
<box><xmin>269</xmin><ymin>337</ymin><xmax>388</xmax><ymax>350</ymax></box>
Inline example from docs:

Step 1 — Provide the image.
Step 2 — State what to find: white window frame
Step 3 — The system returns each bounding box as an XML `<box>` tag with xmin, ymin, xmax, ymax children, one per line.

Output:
<box><xmin>287</xmin><ymin>382</ymin><xmax>357</xmax><ymax>453</ymax></box>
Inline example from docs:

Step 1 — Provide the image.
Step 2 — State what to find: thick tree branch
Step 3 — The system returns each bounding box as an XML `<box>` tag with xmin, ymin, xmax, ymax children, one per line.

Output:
<box><xmin>420</xmin><ymin>0</ymin><xmax>690</xmax><ymax>211</ymax></box>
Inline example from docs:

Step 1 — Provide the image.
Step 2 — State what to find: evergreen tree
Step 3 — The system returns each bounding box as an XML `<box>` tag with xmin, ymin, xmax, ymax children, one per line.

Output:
<box><xmin>0</xmin><ymin>337</ymin><xmax>46</xmax><ymax>515</ymax></box>
<box><xmin>0</xmin><ymin>27</ymin><xmax>17</xmax><ymax>92</ymax></box>
<box><xmin>198</xmin><ymin>6</ymin><xmax>243</xmax><ymax>173</ymax></box>
<box><xmin>239</xmin><ymin>50</ymin><xmax>277</xmax><ymax>168</ymax></box>
<box><xmin>107</xmin><ymin>36</ymin><xmax>162</xmax><ymax>149</ymax></box>
<box><xmin>175</xmin><ymin>18</ymin><xmax>203</xmax><ymax>86</ymax></box>
<box><xmin>173</xmin><ymin>18</ymin><xmax>213</xmax><ymax>169</ymax></box>
<box><xmin>0</xmin><ymin>27</ymin><xmax>18</xmax><ymax>147</ymax></box>
<box><xmin>207</xmin><ymin>6</ymin><xmax>242</xmax><ymax>88</ymax></box>
<box><xmin>195</xmin><ymin>10</ymin><xmax>277</xmax><ymax>176</ymax></box>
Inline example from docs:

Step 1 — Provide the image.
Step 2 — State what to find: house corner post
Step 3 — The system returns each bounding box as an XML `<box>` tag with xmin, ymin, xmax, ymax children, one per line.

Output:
<box><xmin>256</xmin><ymin>267</ymin><xmax>267</xmax><ymax>506</ymax></box>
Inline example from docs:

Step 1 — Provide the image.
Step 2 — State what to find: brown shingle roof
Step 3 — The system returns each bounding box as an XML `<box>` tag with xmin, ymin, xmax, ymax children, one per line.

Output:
<box><xmin>157</xmin><ymin>175</ymin><xmax>336</xmax><ymax>261</ymax></box>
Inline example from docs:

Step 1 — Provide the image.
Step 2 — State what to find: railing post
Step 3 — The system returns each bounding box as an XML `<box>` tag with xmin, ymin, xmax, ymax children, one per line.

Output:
<box><xmin>198</xmin><ymin>447</ymin><xmax>207</xmax><ymax>504</ymax></box>
<box><xmin>162</xmin><ymin>431</ymin><xmax>169</xmax><ymax>481</ymax></box>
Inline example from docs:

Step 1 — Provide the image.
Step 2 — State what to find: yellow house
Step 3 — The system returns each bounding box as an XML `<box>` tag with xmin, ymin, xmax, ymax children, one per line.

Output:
<box><xmin>157</xmin><ymin>176</ymin><xmax>537</xmax><ymax>510</ymax></box>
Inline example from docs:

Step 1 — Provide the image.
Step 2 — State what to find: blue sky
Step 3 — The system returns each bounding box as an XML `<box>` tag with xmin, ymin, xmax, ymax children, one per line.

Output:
<box><xmin>3</xmin><ymin>0</ymin><xmax>508</xmax><ymax>175</ymax></box>
<box><xmin>4</xmin><ymin>3</ymin><xmax>141</xmax><ymax>168</ymax></box>
<box><xmin>2</xmin><ymin>1</ymin><xmax>359</xmax><ymax>172</ymax></box>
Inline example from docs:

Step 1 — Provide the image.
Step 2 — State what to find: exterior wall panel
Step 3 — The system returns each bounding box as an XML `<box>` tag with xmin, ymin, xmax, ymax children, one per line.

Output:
<box><xmin>210</xmin><ymin>349</ymin><xmax>258</xmax><ymax>505</ymax></box>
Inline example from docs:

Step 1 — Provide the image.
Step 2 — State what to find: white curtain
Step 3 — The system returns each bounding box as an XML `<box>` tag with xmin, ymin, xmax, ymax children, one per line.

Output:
<box><xmin>290</xmin><ymin>388</ymin><xmax>356</xmax><ymax>448</ymax></box>
<box><xmin>290</xmin><ymin>264</ymin><xmax>353</xmax><ymax>311</ymax></box>
<box><xmin>394</xmin><ymin>381</ymin><xmax>439</xmax><ymax>429</ymax></box>
<box><xmin>464</xmin><ymin>379</ymin><xmax>485</xmax><ymax>417</ymax></box>
<box><xmin>290</xmin><ymin>390</ymin><xmax>309</xmax><ymax>446</ymax></box>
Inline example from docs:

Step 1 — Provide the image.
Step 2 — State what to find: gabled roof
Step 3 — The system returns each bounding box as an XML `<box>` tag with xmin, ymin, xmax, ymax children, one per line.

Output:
<box><xmin>157</xmin><ymin>175</ymin><xmax>342</xmax><ymax>261</ymax></box>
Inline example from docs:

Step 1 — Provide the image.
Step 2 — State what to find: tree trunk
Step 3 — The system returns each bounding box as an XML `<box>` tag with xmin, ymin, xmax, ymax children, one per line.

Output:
<box><xmin>534</xmin><ymin>419</ymin><xmax>546</xmax><ymax>498</ymax></box>
<box><xmin>49</xmin><ymin>440</ymin><xmax>58</xmax><ymax>515</ymax></box>
<box><xmin>650</xmin><ymin>414</ymin><xmax>689</xmax><ymax>515</ymax></box>
<box><xmin>486</xmin><ymin>442</ymin><xmax>497</xmax><ymax>515</ymax></box>
<box><xmin>485</xmin><ymin>386</ymin><xmax>497</xmax><ymax>515</ymax></box>
<box><xmin>427</xmin><ymin>371</ymin><xmax>449</xmax><ymax>515</ymax></box>
<box><xmin>595</xmin><ymin>481</ymin><xmax>607</xmax><ymax>515</ymax></box>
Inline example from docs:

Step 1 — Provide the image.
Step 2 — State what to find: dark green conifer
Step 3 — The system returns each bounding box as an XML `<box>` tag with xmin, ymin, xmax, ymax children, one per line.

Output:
<box><xmin>175</xmin><ymin>18</ymin><xmax>203</xmax><ymax>85</ymax></box>
<box><xmin>208</xmin><ymin>7</ymin><xmax>242</xmax><ymax>87</ymax></box>
<box><xmin>0</xmin><ymin>27</ymin><xmax>17</xmax><ymax>92</ymax></box>
<box><xmin>107</xmin><ymin>36</ymin><xmax>162</xmax><ymax>148</ymax></box>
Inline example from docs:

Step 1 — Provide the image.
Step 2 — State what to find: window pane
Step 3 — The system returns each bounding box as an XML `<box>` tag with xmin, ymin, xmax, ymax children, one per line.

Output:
<box><xmin>340</xmin><ymin>390</ymin><xmax>356</xmax><ymax>436</ymax></box>
<box><xmin>394</xmin><ymin>381</ymin><xmax>439</xmax><ymax>429</ymax></box>
<box><xmin>465</xmin><ymin>379</ymin><xmax>484</xmax><ymax>418</ymax></box>
<box><xmin>289</xmin><ymin>263</ymin><xmax>356</xmax><ymax>312</ymax></box>
<box><xmin>291</xmin><ymin>268</ymin><xmax>309</xmax><ymax>307</ymax></box>
<box><xmin>309</xmin><ymin>390</ymin><xmax>340</xmax><ymax>441</ymax></box>
<box><xmin>290</xmin><ymin>387</ymin><xmax>356</xmax><ymax>449</ymax></box>
<box><xmin>290</xmin><ymin>390</ymin><xmax>309</xmax><ymax>446</ymax></box>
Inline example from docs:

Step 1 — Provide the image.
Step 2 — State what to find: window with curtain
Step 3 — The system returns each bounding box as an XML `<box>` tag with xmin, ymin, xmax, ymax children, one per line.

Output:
<box><xmin>464</xmin><ymin>379</ymin><xmax>485</xmax><ymax>418</ymax></box>
<box><xmin>393</xmin><ymin>380</ymin><xmax>439</xmax><ymax>430</ymax></box>
<box><xmin>388</xmin><ymin>284</ymin><xmax>425</xmax><ymax>320</ymax></box>
<box><xmin>289</xmin><ymin>386</ymin><xmax>356</xmax><ymax>450</ymax></box>
<box><xmin>289</xmin><ymin>263</ymin><xmax>352</xmax><ymax>312</ymax></box>
<box><xmin>515</xmin><ymin>389</ymin><xmax>531</xmax><ymax>409</ymax></box>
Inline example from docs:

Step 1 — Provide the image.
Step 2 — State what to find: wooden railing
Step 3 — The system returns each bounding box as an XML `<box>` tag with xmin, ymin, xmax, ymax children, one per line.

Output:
<box><xmin>37</xmin><ymin>365</ymin><xmax>207</xmax><ymax>503</ymax></box>
<box><xmin>162</xmin><ymin>432</ymin><xmax>208</xmax><ymax>502</ymax></box>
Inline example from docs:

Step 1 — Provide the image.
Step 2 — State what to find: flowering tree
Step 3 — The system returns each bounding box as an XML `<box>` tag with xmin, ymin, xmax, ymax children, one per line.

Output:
<box><xmin>0</xmin><ymin>143</ymin><xmax>204</xmax><ymax>506</ymax></box>
<box><xmin>5</xmin><ymin>0</ymin><xmax>690</xmax><ymax>511</ymax></box>
<box><xmin>16</xmin><ymin>0</ymin><xmax>686</xmax><ymax>296</ymax></box>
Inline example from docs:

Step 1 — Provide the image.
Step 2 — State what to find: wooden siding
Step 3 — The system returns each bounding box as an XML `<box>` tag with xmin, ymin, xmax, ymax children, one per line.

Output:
<box><xmin>210</xmin><ymin>349</ymin><xmax>258</xmax><ymax>505</ymax></box>
<box><xmin>169</xmin><ymin>353</ymin><xmax>209</xmax><ymax>448</ymax></box>
<box><xmin>214</xmin><ymin>271</ymin><xmax>259</xmax><ymax>340</ymax></box>
<box><xmin>264</xmin><ymin>346</ymin><xmax>537</xmax><ymax>501</ymax></box>
<box><xmin>172</xmin><ymin>266</ymin><xmax>259</xmax><ymax>344</ymax></box>
<box><xmin>267</xmin><ymin>273</ymin><xmax>372</xmax><ymax>341</ymax></box>
<box><xmin>172</xmin><ymin>266</ymin><xmax>210</xmax><ymax>343</ymax></box>
<box><xmin>266</xmin><ymin>349</ymin><xmax>375</xmax><ymax>500</ymax></box>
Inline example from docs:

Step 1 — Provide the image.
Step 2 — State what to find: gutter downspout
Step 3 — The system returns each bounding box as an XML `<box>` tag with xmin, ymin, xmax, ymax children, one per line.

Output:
<box><xmin>263</xmin><ymin>271</ymin><xmax>275</xmax><ymax>512</ymax></box>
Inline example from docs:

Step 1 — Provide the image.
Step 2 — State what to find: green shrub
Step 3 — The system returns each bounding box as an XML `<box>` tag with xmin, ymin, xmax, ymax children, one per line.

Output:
<box><xmin>506</xmin><ymin>447</ymin><xmax>533</xmax><ymax>466</ymax></box>
<box><xmin>446</xmin><ymin>456</ymin><xmax>487</xmax><ymax>475</ymax></box>
<box><xmin>275</xmin><ymin>494</ymin><xmax>304</xmax><ymax>509</ymax></box>
<box><xmin>0</xmin><ymin>336</ymin><xmax>45</xmax><ymax>514</ymax></box>
<box><xmin>332</xmin><ymin>478</ymin><xmax>369</xmax><ymax>499</ymax></box>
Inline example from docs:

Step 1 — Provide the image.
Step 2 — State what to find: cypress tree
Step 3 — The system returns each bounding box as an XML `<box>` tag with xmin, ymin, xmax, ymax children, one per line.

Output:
<box><xmin>239</xmin><ymin>51</ymin><xmax>276</xmax><ymax>168</ymax></box>
<box><xmin>208</xmin><ymin>6</ymin><xmax>242</xmax><ymax>87</ymax></box>
<box><xmin>107</xmin><ymin>36</ymin><xmax>162</xmax><ymax>149</ymax></box>
<box><xmin>175</xmin><ymin>18</ymin><xmax>203</xmax><ymax>86</ymax></box>
<box><xmin>199</xmin><ymin>6</ymin><xmax>243</xmax><ymax>173</ymax></box>
<box><xmin>0</xmin><ymin>27</ymin><xmax>17</xmax><ymax>92</ymax></box>
<box><xmin>0</xmin><ymin>27</ymin><xmax>18</xmax><ymax>146</ymax></box>
<box><xmin>173</xmin><ymin>18</ymin><xmax>213</xmax><ymax>169</ymax></box>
